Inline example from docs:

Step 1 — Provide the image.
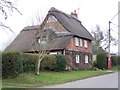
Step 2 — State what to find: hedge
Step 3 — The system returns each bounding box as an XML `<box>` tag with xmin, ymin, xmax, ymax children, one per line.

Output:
<box><xmin>2</xmin><ymin>51</ymin><xmax>67</xmax><ymax>78</ymax></box>
<box><xmin>96</xmin><ymin>52</ymin><xmax>107</xmax><ymax>69</ymax></box>
<box><xmin>40</xmin><ymin>54</ymin><xmax>67</xmax><ymax>71</ymax></box>
<box><xmin>112</xmin><ymin>56</ymin><xmax>120</xmax><ymax>66</ymax></box>
<box><xmin>2</xmin><ymin>51</ymin><xmax>38</xmax><ymax>78</ymax></box>
<box><xmin>21</xmin><ymin>53</ymin><xmax>38</xmax><ymax>73</ymax></box>
<box><xmin>2</xmin><ymin>51</ymin><xmax>22</xmax><ymax>78</ymax></box>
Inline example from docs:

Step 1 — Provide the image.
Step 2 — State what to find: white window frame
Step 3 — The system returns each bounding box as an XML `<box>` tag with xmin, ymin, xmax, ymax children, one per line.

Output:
<box><xmin>76</xmin><ymin>55</ymin><xmax>79</xmax><ymax>63</ymax></box>
<box><xmin>80</xmin><ymin>39</ymin><xmax>82</xmax><ymax>47</ymax></box>
<box><xmin>85</xmin><ymin>55</ymin><xmax>89</xmax><ymax>63</ymax></box>
<box><xmin>74</xmin><ymin>37</ymin><xmax>79</xmax><ymax>46</ymax></box>
<box><xmin>84</xmin><ymin>40</ymin><xmax>88</xmax><ymax>48</ymax></box>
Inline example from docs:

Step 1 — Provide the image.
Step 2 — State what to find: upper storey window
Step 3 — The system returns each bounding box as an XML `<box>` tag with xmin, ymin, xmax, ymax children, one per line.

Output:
<box><xmin>47</xmin><ymin>15</ymin><xmax>57</xmax><ymax>23</ymax></box>
<box><xmin>84</xmin><ymin>40</ymin><xmax>88</xmax><ymax>48</ymax></box>
<box><xmin>74</xmin><ymin>37</ymin><xmax>79</xmax><ymax>46</ymax></box>
<box><xmin>80</xmin><ymin>39</ymin><xmax>82</xmax><ymax>47</ymax></box>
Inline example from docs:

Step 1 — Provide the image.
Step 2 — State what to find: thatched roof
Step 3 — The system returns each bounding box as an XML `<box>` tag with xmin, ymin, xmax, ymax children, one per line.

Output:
<box><xmin>48</xmin><ymin>7</ymin><xmax>93</xmax><ymax>40</ymax></box>
<box><xmin>6</xmin><ymin>7</ymin><xmax>93</xmax><ymax>52</ymax></box>
<box><xmin>6</xmin><ymin>27</ymin><xmax>72</xmax><ymax>52</ymax></box>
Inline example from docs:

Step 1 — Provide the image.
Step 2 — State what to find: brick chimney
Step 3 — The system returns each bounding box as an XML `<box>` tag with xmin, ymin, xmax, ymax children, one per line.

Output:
<box><xmin>70</xmin><ymin>10</ymin><xmax>78</xmax><ymax>18</ymax></box>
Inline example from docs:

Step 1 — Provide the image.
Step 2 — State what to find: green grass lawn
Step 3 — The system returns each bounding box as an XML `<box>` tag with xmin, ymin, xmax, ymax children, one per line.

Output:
<box><xmin>110</xmin><ymin>65</ymin><xmax>120</xmax><ymax>71</ymax></box>
<box><xmin>2</xmin><ymin>68</ymin><xmax>117</xmax><ymax>88</ymax></box>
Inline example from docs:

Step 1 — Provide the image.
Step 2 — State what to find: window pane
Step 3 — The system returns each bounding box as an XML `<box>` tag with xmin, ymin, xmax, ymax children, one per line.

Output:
<box><xmin>84</xmin><ymin>40</ymin><xmax>88</xmax><ymax>48</ymax></box>
<box><xmin>75</xmin><ymin>37</ymin><xmax>79</xmax><ymax>46</ymax></box>
<box><xmin>76</xmin><ymin>55</ymin><xmax>79</xmax><ymax>63</ymax></box>
<box><xmin>80</xmin><ymin>39</ymin><xmax>82</xmax><ymax>47</ymax></box>
<box><xmin>38</xmin><ymin>38</ymin><xmax>47</xmax><ymax>44</ymax></box>
<box><xmin>85</xmin><ymin>55</ymin><xmax>88</xmax><ymax>63</ymax></box>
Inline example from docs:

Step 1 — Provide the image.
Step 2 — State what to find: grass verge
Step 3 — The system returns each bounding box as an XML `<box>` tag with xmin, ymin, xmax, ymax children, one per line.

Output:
<box><xmin>2</xmin><ymin>69</ymin><xmax>115</xmax><ymax>88</ymax></box>
<box><xmin>110</xmin><ymin>65</ymin><xmax>120</xmax><ymax>71</ymax></box>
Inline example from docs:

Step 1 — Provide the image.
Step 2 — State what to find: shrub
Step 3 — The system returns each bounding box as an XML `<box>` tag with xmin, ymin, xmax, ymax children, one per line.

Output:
<box><xmin>2</xmin><ymin>51</ymin><xmax>67</xmax><ymax>78</ymax></box>
<box><xmin>21</xmin><ymin>53</ymin><xmax>38</xmax><ymax>73</ymax></box>
<box><xmin>112</xmin><ymin>56</ymin><xmax>118</xmax><ymax>66</ymax></box>
<box><xmin>93</xmin><ymin>60</ymin><xmax>97</xmax><ymax>68</ymax></box>
<box><xmin>96</xmin><ymin>52</ymin><xmax>107</xmax><ymax>69</ymax></box>
<box><xmin>40</xmin><ymin>55</ymin><xmax>56</xmax><ymax>70</ymax></box>
<box><xmin>112</xmin><ymin>56</ymin><xmax>120</xmax><ymax>66</ymax></box>
<box><xmin>40</xmin><ymin>54</ymin><xmax>67</xmax><ymax>71</ymax></box>
<box><xmin>119</xmin><ymin>56</ymin><xmax>120</xmax><ymax>65</ymax></box>
<box><xmin>53</xmin><ymin>54</ymin><xmax>67</xmax><ymax>71</ymax></box>
<box><xmin>2</xmin><ymin>51</ymin><xmax>22</xmax><ymax>78</ymax></box>
<box><xmin>2</xmin><ymin>51</ymin><xmax>38</xmax><ymax>78</ymax></box>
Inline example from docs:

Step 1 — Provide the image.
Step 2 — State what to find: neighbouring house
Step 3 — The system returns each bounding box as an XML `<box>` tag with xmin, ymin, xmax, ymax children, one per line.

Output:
<box><xmin>6</xmin><ymin>7</ymin><xmax>93</xmax><ymax>70</ymax></box>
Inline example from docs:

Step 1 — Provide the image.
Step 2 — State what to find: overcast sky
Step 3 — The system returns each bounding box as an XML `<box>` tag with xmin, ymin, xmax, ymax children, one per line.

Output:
<box><xmin>0</xmin><ymin>0</ymin><xmax>119</xmax><ymax>53</ymax></box>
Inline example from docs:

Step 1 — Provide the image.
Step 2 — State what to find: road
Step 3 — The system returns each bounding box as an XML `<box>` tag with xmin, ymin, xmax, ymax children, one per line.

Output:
<box><xmin>43</xmin><ymin>72</ymin><xmax>118</xmax><ymax>88</ymax></box>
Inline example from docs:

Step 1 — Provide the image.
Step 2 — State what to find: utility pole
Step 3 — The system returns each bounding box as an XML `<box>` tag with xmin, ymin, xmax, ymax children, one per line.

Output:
<box><xmin>108</xmin><ymin>21</ymin><xmax>111</xmax><ymax>68</ymax></box>
<box><xmin>108</xmin><ymin>21</ymin><xmax>111</xmax><ymax>56</ymax></box>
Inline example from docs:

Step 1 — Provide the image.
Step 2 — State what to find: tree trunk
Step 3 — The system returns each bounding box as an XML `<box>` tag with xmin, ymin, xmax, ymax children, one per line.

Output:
<box><xmin>36</xmin><ymin>58</ymin><xmax>42</xmax><ymax>75</ymax></box>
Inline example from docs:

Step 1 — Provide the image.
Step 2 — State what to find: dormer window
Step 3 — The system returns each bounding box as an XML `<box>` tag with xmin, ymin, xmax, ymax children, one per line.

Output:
<box><xmin>38</xmin><ymin>37</ymin><xmax>47</xmax><ymax>44</ymax></box>
<box><xmin>47</xmin><ymin>15</ymin><xmax>57</xmax><ymax>23</ymax></box>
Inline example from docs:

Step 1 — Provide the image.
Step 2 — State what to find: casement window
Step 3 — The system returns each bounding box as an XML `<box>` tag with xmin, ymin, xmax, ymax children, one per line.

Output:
<box><xmin>85</xmin><ymin>55</ymin><xmax>89</xmax><ymax>63</ymax></box>
<box><xmin>74</xmin><ymin>37</ymin><xmax>79</xmax><ymax>46</ymax></box>
<box><xmin>84</xmin><ymin>40</ymin><xmax>88</xmax><ymax>48</ymax></box>
<box><xmin>47</xmin><ymin>15</ymin><xmax>57</xmax><ymax>23</ymax></box>
<box><xmin>38</xmin><ymin>37</ymin><xmax>47</xmax><ymax>44</ymax></box>
<box><xmin>76</xmin><ymin>55</ymin><xmax>80</xmax><ymax>63</ymax></box>
<box><xmin>80</xmin><ymin>39</ymin><xmax>82</xmax><ymax>47</ymax></box>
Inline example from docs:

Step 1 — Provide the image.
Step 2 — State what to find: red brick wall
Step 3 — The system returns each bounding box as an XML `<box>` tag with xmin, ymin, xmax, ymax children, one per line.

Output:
<box><xmin>66</xmin><ymin>37</ymin><xmax>92</xmax><ymax>52</ymax></box>
<box><xmin>44</xmin><ymin>21</ymin><xmax>66</xmax><ymax>32</ymax></box>
<box><xmin>43</xmin><ymin>15</ymin><xmax>92</xmax><ymax>53</ymax></box>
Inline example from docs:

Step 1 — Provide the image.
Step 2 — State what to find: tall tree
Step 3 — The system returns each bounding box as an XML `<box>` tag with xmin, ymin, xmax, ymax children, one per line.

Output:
<box><xmin>91</xmin><ymin>25</ymin><xmax>118</xmax><ymax>54</ymax></box>
<box><xmin>91</xmin><ymin>25</ymin><xmax>104</xmax><ymax>54</ymax></box>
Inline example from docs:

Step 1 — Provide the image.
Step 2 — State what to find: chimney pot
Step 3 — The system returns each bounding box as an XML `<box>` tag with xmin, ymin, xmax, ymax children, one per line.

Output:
<box><xmin>70</xmin><ymin>10</ymin><xmax>78</xmax><ymax>18</ymax></box>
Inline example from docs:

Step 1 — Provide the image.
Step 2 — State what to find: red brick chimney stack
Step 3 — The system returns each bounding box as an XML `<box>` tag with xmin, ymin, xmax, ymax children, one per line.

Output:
<box><xmin>71</xmin><ymin>10</ymin><xmax>78</xmax><ymax>18</ymax></box>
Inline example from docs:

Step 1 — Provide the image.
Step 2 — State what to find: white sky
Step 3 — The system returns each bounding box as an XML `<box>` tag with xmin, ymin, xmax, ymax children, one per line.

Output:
<box><xmin>0</xmin><ymin>0</ymin><xmax>119</xmax><ymax>53</ymax></box>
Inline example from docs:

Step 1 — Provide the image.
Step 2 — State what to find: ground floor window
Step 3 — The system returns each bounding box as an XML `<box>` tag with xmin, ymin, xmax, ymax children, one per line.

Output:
<box><xmin>85</xmin><ymin>55</ymin><xmax>88</xmax><ymax>63</ymax></box>
<box><xmin>76</xmin><ymin>55</ymin><xmax>79</xmax><ymax>63</ymax></box>
<box><xmin>50</xmin><ymin>52</ymin><xmax>58</xmax><ymax>54</ymax></box>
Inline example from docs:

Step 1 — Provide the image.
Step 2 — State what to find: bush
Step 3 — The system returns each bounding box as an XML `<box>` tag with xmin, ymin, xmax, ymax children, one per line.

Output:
<box><xmin>40</xmin><ymin>55</ymin><xmax>56</xmax><ymax>70</ymax></box>
<box><xmin>53</xmin><ymin>54</ymin><xmax>67</xmax><ymax>71</ymax></box>
<box><xmin>112</xmin><ymin>56</ymin><xmax>118</xmax><ymax>66</ymax></box>
<box><xmin>119</xmin><ymin>56</ymin><xmax>120</xmax><ymax>65</ymax></box>
<box><xmin>2</xmin><ymin>51</ymin><xmax>67</xmax><ymax>78</ymax></box>
<box><xmin>112</xmin><ymin>56</ymin><xmax>120</xmax><ymax>66</ymax></box>
<box><xmin>96</xmin><ymin>52</ymin><xmax>107</xmax><ymax>69</ymax></box>
<box><xmin>21</xmin><ymin>53</ymin><xmax>38</xmax><ymax>73</ymax></box>
<box><xmin>2</xmin><ymin>51</ymin><xmax>22</xmax><ymax>78</ymax></box>
<box><xmin>40</xmin><ymin>54</ymin><xmax>67</xmax><ymax>71</ymax></box>
<box><xmin>2</xmin><ymin>51</ymin><xmax>38</xmax><ymax>78</ymax></box>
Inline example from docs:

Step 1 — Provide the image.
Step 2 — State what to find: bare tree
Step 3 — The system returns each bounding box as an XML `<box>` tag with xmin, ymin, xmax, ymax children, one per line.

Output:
<box><xmin>0</xmin><ymin>0</ymin><xmax>22</xmax><ymax>32</ymax></box>
<box><xmin>103</xmin><ymin>31</ymin><xmax>118</xmax><ymax>51</ymax></box>
<box><xmin>91</xmin><ymin>25</ymin><xmax>118</xmax><ymax>53</ymax></box>
<box><xmin>30</xmin><ymin>13</ymin><xmax>56</xmax><ymax>75</ymax></box>
<box><xmin>34</xmin><ymin>29</ymin><xmax>55</xmax><ymax>75</ymax></box>
<box><xmin>91</xmin><ymin>25</ymin><xmax>104</xmax><ymax>54</ymax></box>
